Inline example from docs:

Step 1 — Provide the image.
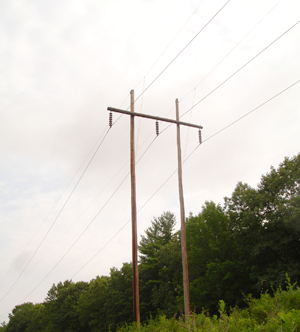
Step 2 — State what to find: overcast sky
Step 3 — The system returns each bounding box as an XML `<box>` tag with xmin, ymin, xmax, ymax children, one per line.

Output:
<box><xmin>0</xmin><ymin>0</ymin><xmax>300</xmax><ymax>321</ymax></box>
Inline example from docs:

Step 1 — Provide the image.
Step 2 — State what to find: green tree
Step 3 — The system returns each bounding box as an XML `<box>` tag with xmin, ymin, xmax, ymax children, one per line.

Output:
<box><xmin>78</xmin><ymin>276</ymin><xmax>109</xmax><ymax>332</ymax></box>
<box><xmin>186</xmin><ymin>202</ymin><xmax>240</xmax><ymax>313</ymax></box>
<box><xmin>4</xmin><ymin>302</ymin><xmax>47</xmax><ymax>332</ymax></box>
<box><xmin>224</xmin><ymin>153</ymin><xmax>300</xmax><ymax>294</ymax></box>
<box><xmin>45</xmin><ymin>280</ymin><xmax>90</xmax><ymax>332</ymax></box>
<box><xmin>139</xmin><ymin>211</ymin><xmax>182</xmax><ymax>319</ymax></box>
<box><xmin>105</xmin><ymin>263</ymin><xmax>133</xmax><ymax>331</ymax></box>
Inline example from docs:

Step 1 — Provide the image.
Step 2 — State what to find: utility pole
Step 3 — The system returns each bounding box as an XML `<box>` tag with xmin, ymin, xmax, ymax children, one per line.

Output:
<box><xmin>108</xmin><ymin>91</ymin><xmax>203</xmax><ymax>318</ymax></box>
<box><xmin>130</xmin><ymin>90</ymin><xmax>140</xmax><ymax>325</ymax></box>
<box><xmin>176</xmin><ymin>98</ymin><xmax>190</xmax><ymax>316</ymax></box>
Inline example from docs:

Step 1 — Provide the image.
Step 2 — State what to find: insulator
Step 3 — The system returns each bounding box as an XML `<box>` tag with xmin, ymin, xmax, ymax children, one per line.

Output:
<box><xmin>155</xmin><ymin>120</ymin><xmax>159</xmax><ymax>136</ymax></box>
<box><xmin>109</xmin><ymin>112</ymin><xmax>113</xmax><ymax>128</ymax></box>
<box><xmin>198</xmin><ymin>130</ymin><xmax>202</xmax><ymax>144</ymax></box>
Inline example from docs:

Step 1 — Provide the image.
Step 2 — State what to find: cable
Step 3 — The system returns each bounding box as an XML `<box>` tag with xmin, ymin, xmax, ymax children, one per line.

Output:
<box><xmin>0</xmin><ymin>128</ymin><xmax>111</xmax><ymax>304</ymax></box>
<box><xmin>179</xmin><ymin>0</ymin><xmax>283</xmax><ymax>106</ymax></box>
<box><xmin>71</xmin><ymin>136</ymin><xmax>158</xmax><ymax>278</ymax></box>
<box><xmin>134</xmin><ymin>0</ymin><xmax>231</xmax><ymax>104</ymax></box>
<box><xmin>135</xmin><ymin>0</ymin><xmax>207</xmax><ymax>92</ymax></box>
<box><xmin>19</xmin><ymin>135</ymin><xmax>158</xmax><ymax>302</ymax></box>
<box><xmin>180</xmin><ymin>19</ymin><xmax>300</xmax><ymax>118</ymax></box>
<box><xmin>136</xmin><ymin>77</ymin><xmax>146</xmax><ymax>159</ymax></box>
<box><xmin>15</xmin><ymin>160</ymin><xmax>130</xmax><ymax>287</ymax></box>
<box><xmin>183</xmin><ymin>88</ymin><xmax>197</xmax><ymax>160</ymax></box>
<box><xmin>0</xmin><ymin>128</ymin><xmax>109</xmax><ymax>287</ymax></box>
<box><xmin>202</xmin><ymin>79</ymin><xmax>300</xmax><ymax>143</ymax></box>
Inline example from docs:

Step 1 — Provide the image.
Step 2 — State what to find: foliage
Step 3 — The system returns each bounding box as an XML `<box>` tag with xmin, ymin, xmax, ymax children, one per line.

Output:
<box><xmin>45</xmin><ymin>280</ymin><xmax>90</xmax><ymax>332</ymax></box>
<box><xmin>117</xmin><ymin>279</ymin><xmax>300</xmax><ymax>331</ymax></box>
<box><xmin>77</xmin><ymin>275</ymin><xmax>109</xmax><ymax>332</ymax></box>
<box><xmin>3</xmin><ymin>302</ymin><xmax>48</xmax><ymax>332</ymax></box>
<box><xmin>139</xmin><ymin>211</ymin><xmax>183</xmax><ymax>319</ymax></box>
<box><xmin>187</xmin><ymin>202</ymin><xmax>242</xmax><ymax>313</ymax></box>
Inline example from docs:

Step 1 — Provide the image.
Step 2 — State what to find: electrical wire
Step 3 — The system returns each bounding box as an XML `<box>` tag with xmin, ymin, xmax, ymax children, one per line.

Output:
<box><xmin>0</xmin><ymin>128</ymin><xmax>109</xmax><ymax>287</ymax></box>
<box><xmin>202</xmin><ymin>79</ymin><xmax>300</xmax><ymax>144</ymax></box>
<box><xmin>133</xmin><ymin>0</ymin><xmax>231</xmax><ymax>104</ymax></box>
<box><xmin>133</xmin><ymin>0</ymin><xmax>207</xmax><ymax>93</ymax></box>
<box><xmin>20</xmin><ymin>135</ymin><xmax>158</xmax><ymax>302</ymax></box>
<box><xmin>0</xmin><ymin>128</ymin><xmax>111</xmax><ymax>304</ymax></box>
<box><xmin>183</xmin><ymin>88</ymin><xmax>197</xmax><ymax>160</ymax></box>
<box><xmin>180</xmin><ymin>19</ymin><xmax>300</xmax><ymax>119</ymax></box>
<box><xmin>178</xmin><ymin>0</ymin><xmax>283</xmax><ymax>106</ymax></box>
<box><xmin>14</xmin><ymin>160</ymin><xmax>130</xmax><ymax>288</ymax></box>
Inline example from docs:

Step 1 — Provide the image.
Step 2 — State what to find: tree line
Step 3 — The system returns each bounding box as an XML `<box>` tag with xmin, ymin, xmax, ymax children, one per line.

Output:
<box><xmin>1</xmin><ymin>153</ymin><xmax>300</xmax><ymax>331</ymax></box>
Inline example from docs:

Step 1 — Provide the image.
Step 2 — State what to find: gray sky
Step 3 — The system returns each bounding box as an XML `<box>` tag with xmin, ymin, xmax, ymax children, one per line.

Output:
<box><xmin>1</xmin><ymin>0</ymin><xmax>300</xmax><ymax>321</ymax></box>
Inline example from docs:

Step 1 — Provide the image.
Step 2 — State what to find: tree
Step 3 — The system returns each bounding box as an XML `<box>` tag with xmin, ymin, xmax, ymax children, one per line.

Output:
<box><xmin>105</xmin><ymin>263</ymin><xmax>133</xmax><ymax>331</ymax></box>
<box><xmin>138</xmin><ymin>211</ymin><xmax>182</xmax><ymax>319</ymax></box>
<box><xmin>77</xmin><ymin>276</ymin><xmax>109</xmax><ymax>332</ymax></box>
<box><xmin>45</xmin><ymin>280</ymin><xmax>90</xmax><ymax>332</ymax></box>
<box><xmin>186</xmin><ymin>202</ymin><xmax>240</xmax><ymax>313</ymax></box>
<box><xmin>224</xmin><ymin>153</ymin><xmax>300</xmax><ymax>294</ymax></box>
<box><xmin>4</xmin><ymin>302</ymin><xmax>47</xmax><ymax>332</ymax></box>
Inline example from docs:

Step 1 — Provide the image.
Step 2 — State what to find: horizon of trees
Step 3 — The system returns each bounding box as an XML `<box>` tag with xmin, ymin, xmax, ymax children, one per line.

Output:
<box><xmin>1</xmin><ymin>153</ymin><xmax>300</xmax><ymax>331</ymax></box>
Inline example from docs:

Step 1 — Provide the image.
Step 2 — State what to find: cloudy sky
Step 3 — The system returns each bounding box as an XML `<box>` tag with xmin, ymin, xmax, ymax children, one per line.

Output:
<box><xmin>0</xmin><ymin>0</ymin><xmax>299</xmax><ymax>321</ymax></box>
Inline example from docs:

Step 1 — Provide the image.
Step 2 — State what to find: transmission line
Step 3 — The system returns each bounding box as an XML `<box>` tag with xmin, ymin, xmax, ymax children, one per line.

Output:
<box><xmin>180</xmin><ymin>19</ymin><xmax>300</xmax><ymax>118</ymax></box>
<box><xmin>178</xmin><ymin>0</ymin><xmax>282</xmax><ymax>106</ymax></box>
<box><xmin>133</xmin><ymin>0</ymin><xmax>231</xmax><ymax>104</ymax></box>
<box><xmin>0</xmin><ymin>128</ymin><xmax>111</xmax><ymax>304</ymax></box>
<box><xmin>19</xmin><ymin>135</ymin><xmax>158</xmax><ymax>303</ymax></box>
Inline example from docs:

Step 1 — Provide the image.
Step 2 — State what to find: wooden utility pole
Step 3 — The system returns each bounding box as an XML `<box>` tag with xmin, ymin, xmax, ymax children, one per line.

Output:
<box><xmin>108</xmin><ymin>92</ymin><xmax>202</xmax><ymax>318</ymax></box>
<box><xmin>130</xmin><ymin>90</ymin><xmax>140</xmax><ymax>325</ymax></box>
<box><xmin>176</xmin><ymin>98</ymin><xmax>190</xmax><ymax>316</ymax></box>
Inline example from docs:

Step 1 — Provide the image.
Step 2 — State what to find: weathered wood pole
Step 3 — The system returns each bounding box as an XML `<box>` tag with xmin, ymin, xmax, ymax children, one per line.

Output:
<box><xmin>176</xmin><ymin>98</ymin><xmax>190</xmax><ymax>316</ymax></box>
<box><xmin>130</xmin><ymin>89</ymin><xmax>140</xmax><ymax>325</ymax></box>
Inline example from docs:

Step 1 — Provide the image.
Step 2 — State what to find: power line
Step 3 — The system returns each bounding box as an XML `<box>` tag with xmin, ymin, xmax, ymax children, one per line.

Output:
<box><xmin>0</xmin><ymin>128</ymin><xmax>109</xmax><ymax>287</ymax></box>
<box><xmin>19</xmin><ymin>135</ymin><xmax>158</xmax><ymax>302</ymax></box>
<box><xmin>71</xmin><ymin>136</ymin><xmax>158</xmax><ymax>278</ymax></box>
<box><xmin>178</xmin><ymin>0</ymin><xmax>283</xmax><ymax>106</ymax></box>
<box><xmin>15</xmin><ymin>161</ymin><xmax>130</xmax><ymax>287</ymax></box>
<box><xmin>0</xmin><ymin>128</ymin><xmax>111</xmax><ymax>304</ymax></box>
<box><xmin>180</xmin><ymin>19</ymin><xmax>300</xmax><ymax>118</ymax></box>
<box><xmin>202</xmin><ymin>79</ymin><xmax>300</xmax><ymax>143</ymax></box>
<box><xmin>133</xmin><ymin>0</ymin><xmax>207</xmax><ymax>92</ymax></box>
<box><xmin>133</xmin><ymin>0</ymin><xmax>231</xmax><ymax>104</ymax></box>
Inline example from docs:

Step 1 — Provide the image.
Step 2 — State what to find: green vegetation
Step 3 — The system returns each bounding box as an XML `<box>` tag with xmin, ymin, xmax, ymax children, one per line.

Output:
<box><xmin>118</xmin><ymin>279</ymin><xmax>300</xmax><ymax>331</ymax></box>
<box><xmin>2</xmin><ymin>153</ymin><xmax>300</xmax><ymax>331</ymax></box>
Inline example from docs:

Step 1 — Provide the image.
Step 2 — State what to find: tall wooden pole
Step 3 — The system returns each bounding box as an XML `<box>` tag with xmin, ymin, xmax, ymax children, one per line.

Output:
<box><xmin>176</xmin><ymin>98</ymin><xmax>190</xmax><ymax>316</ymax></box>
<box><xmin>108</xmin><ymin>99</ymin><xmax>202</xmax><ymax>320</ymax></box>
<box><xmin>130</xmin><ymin>90</ymin><xmax>140</xmax><ymax>325</ymax></box>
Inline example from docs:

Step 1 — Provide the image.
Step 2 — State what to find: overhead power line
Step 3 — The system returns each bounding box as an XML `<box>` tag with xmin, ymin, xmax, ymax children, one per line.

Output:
<box><xmin>0</xmin><ymin>128</ymin><xmax>110</xmax><ymax>288</ymax></box>
<box><xmin>0</xmin><ymin>128</ymin><xmax>111</xmax><ymax>304</ymax></box>
<box><xmin>133</xmin><ymin>0</ymin><xmax>207</xmax><ymax>92</ymax></box>
<box><xmin>181</xmin><ymin>19</ymin><xmax>300</xmax><ymax>118</ymax></box>
<box><xmin>133</xmin><ymin>0</ymin><xmax>231</xmax><ymax>105</ymax></box>
<box><xmin>178</xmin><ymin>0</ymin><xmax>282</xmax><ymax>106</ymax></box>
<box><xmin>19</xmin><ymin>135</ymin><xmax>158</xmax><ymax>303</ymax></box>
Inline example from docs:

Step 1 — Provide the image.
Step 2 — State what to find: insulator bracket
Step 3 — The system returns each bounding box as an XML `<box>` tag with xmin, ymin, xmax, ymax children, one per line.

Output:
<box><xmin>198</xmin><ymin>130</ymin><xmax>202</xmax><ymax>144</ymax></box>
<box><xmin>155</xmin><ymin>120</ymin><xmax>159</xmax><ymax>136</ymax></box>
<box><xmin>109</xmin><ymin>112</ymin><xmax>113</xmax><ymax>128</ymax></box>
